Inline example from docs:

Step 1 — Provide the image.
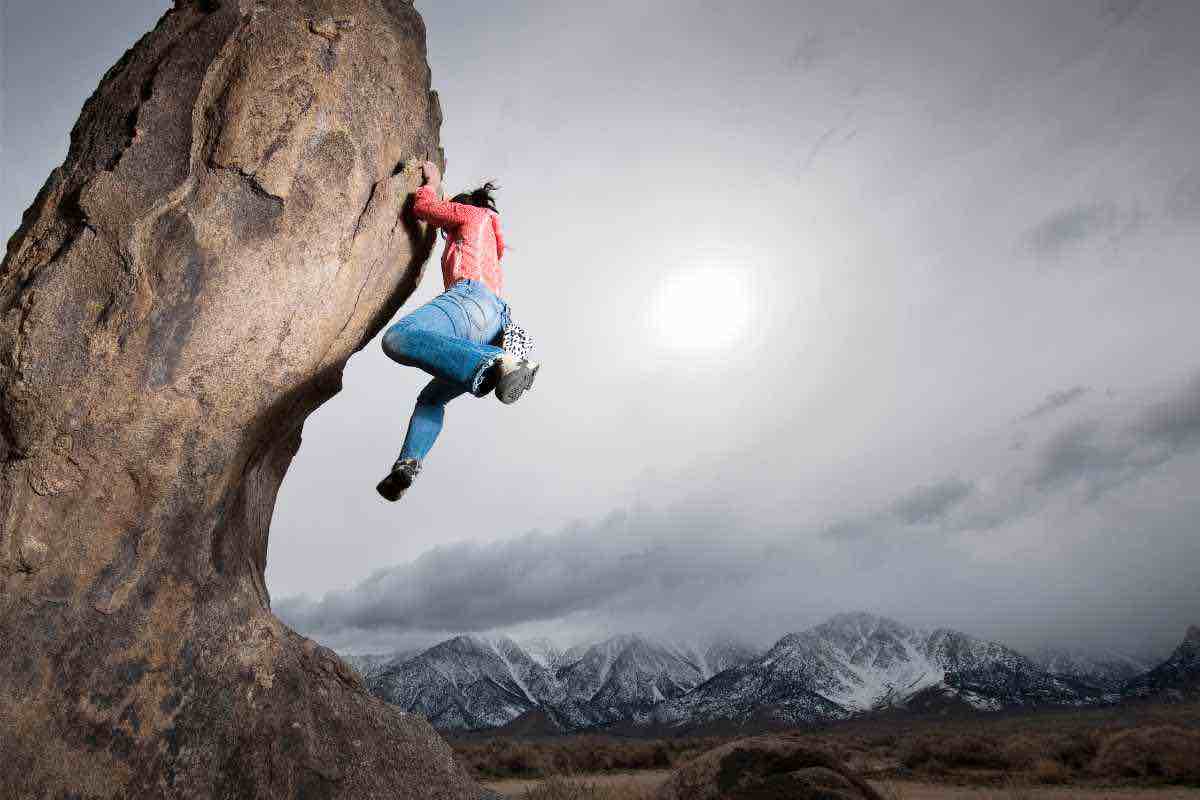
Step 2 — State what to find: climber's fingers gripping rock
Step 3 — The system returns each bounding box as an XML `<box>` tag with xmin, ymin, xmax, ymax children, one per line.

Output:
<box><xmin>421</xmin><ymin>159</ymin><xmax>442</xmax><ymax>193</ymax></box>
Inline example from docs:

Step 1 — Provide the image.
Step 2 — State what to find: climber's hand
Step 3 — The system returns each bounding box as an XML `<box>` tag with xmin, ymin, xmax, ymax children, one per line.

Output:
<box><xmin>421</xmin><ymin>160</ymin><xmax>441</xmax><ymax>191</ymax></box>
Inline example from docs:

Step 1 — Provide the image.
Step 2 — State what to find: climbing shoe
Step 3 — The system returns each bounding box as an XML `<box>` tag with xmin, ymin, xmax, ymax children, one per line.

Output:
<box><xmin>376</xmin><ymin>458</ymin><xmax>421</xmax><ymax>502</ymax></box>
<box><xmin>494</xmin><ymin>355</ymin><xmax>540</xmax><ymax>405</ymax></box>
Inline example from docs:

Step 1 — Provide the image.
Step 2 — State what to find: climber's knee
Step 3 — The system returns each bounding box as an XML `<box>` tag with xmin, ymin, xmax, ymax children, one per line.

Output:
<box><xmin>382</xmin><ymin>324</ymin><xmax>419</xmax><ymax>364</ymax></box>
<box><xmin>416</xmin><ymin>380</ymin><xmax>445</xmax><ymax>406</ymax></box>
<box><xmin>416</xmin><ymin>379</ymin><xmax>461</xmax><ymax>409</ymax></box>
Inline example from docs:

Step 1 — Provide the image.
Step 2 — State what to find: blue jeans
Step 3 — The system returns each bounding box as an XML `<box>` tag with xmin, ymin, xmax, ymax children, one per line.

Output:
<box><xmin>381</xmin><ymin>280</ymin><xmax>508</xmax><ymax>463</ymax></box>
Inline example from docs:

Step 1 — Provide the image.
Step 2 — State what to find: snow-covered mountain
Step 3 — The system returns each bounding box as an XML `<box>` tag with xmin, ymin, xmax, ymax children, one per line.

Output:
<box><xmin>1122</xmin><ymin>625</ymin><xmax>1200</xmax><ymax>700</ymax></box>
<box><xmin>345</xmin><ymin>614</ymin><xmax>1196</xmax><ymax>733</ymax></box>
<box><xmin>1030</xmin><ymin>646</ymin><xmax>1154</xmax><ymax>690</ymax></box>
<box><xmin>521</xmin><ymin>637</ymin><xmax>570</xmax><ymax>671</ymax></box>
<box><xmin>673</xmin><ymin>637</ymin><xmax>763</xmax><ymax>679</ymax></box>
<box><xmin>555</xmin><ymin>635</ymin><xmax>709</xmax><ymax>727</ymax></box>
<box><xmin>360</xmin><ymin>632</ymin><xmax>758</xmax><ymax>731</ymax></box>
<box><xmin>367</xmin><ymin>635</ymin><xmax>556</xmax><ymax>730</ymax></box>
<box><xmin>649</xmin><ymin>612</ymin><xmax>1104</xmax><ymax>729</ymax></box>
<box><xmin>343</xmin><ymin>649</ymin><xmax>420</xmax><ymax>681</ymax></box>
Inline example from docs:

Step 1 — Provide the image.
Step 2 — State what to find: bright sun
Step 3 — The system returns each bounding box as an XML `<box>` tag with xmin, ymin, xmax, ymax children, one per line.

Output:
<box><xmin>648</xmin><ymin>265</ymin><xmax>757</xmax><ymax>356</ymax></box>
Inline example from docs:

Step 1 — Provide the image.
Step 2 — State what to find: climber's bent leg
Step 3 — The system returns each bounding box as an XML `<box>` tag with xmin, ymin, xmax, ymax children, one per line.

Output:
<box><xmin>399</xmin><ymin>378</ymin><xmax>465</xmax><ymax>463</ymax></box>
<box><xmin>382</xmin><ymin>323</ymin><xmax>503</xmax><ymax>395</ymax></box>
<box><xmin>381</xmin><ymin>281</ymin><xmax>506</xmax><ymax>396</ymax></box>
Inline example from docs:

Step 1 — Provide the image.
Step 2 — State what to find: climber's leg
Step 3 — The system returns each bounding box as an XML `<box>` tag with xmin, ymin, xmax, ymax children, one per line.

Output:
<box><xmin>399</xmin><ymin>377</ymin><xmax>466</xmax><ymax>463</ymax></box>
<box><xmin>377</xmin><ymin>376</ymin><xmax>459</xmax><ymax>500</ymax></box>
<box><xmin>381</xmin><ymin>280</ymin><xmax>506</xmax><ymax>396</ymax></box>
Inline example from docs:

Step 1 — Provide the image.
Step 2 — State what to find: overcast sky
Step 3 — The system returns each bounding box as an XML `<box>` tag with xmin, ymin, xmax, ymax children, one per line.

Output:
<box><xmin>4</xmin><ymin>0</ymin><xmax>1199</xmax><ymax>659</ymax></box>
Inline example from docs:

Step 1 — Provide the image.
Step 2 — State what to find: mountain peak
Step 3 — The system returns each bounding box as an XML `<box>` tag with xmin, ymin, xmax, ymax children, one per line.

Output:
<box><xmin>821</xmin><ymin>611</ymin><xmax>913</xmax><ymax>634</ymax></box>
<box><xmin>351</xmin><ymin>615</ymin><xmax>1174</xmax><ymax>734</ymax></box>
<box><xmin>829</xmin><ymin>610</ymin><xmax>891</xmax><ymax>624</ymax></box>
<box><xmin>442</xmin><ymin>634</ymin><xmax>488</xmax><ymax>650</ymax></box>
<box><xmin>1121</xmin><ymin>623</ymin><xmax>1200</xmax><ymax>699</ymax></box>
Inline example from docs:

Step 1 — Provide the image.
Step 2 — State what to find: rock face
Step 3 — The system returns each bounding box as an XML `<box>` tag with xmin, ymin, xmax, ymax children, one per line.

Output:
<box><xmin>655</xmin><ymin>737</ymin><xmax>883</xmax><ymax>800</ymax></box>
<box><xmin>0</xmin><ymin>1</ymin><xmax>481</xmax><ymax>797</ymax></box>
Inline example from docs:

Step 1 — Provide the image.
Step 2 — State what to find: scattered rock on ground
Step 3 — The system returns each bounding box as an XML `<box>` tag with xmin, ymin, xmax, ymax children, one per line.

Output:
<box><xmin>655</xmin><ymin>735</ymin><xmax>884</xmax><ymax>800</ymax></box>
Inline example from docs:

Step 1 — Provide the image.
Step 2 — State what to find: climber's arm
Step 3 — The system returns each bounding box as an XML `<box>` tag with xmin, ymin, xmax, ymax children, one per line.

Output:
<box><xmin>412</xmin><ymin>186</ymin><xmax>474</xmax><ymax>228</ymax></box>
<box><xmin>492</xmin><ymin>216</ymin><xmax>506</xmax><ymax>260</ymax></box>
<box><xmin>411</xmin><ymin>160</ymin><xmax>473</xmax><ymax>229</ymax></box>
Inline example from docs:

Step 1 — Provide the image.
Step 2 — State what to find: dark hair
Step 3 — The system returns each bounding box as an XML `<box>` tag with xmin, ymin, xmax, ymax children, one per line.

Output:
<box><xmin>451</xmin><ymin>181</ymin><xmax>500</xmax><ymax>213</ymax></box>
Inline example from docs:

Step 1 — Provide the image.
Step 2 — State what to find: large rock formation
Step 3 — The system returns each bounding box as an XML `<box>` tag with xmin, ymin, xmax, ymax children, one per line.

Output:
<box><xmin>0</xmin><ymin>1</ymin><xmax>481</xmax><ymax>797</ymax></box>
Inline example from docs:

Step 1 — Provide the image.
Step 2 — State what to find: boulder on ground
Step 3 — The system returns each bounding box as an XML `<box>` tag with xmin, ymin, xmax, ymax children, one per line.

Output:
<box><xmin>655</xmin><ymin>736</ymin><xmax>884</xmax><ymax>800</ymax></box>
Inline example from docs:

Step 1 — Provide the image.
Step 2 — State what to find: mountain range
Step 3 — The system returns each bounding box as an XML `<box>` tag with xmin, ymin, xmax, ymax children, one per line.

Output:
<box><xmin>1027</xmin><ymin>646</ymin><xmax>1154</xmax><ymax>690</ymax></box>
<box><xmin>341</xmin><ymin>612</ymin><xmax>1199</xmax><ymax>734</ymax></box>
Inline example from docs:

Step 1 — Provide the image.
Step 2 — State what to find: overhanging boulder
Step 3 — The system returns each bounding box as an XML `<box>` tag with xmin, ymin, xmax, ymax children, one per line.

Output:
<box><xmin>0</xmin><ymin>1</ymin><xmax>480</xmax><ymax>796</ymax></box>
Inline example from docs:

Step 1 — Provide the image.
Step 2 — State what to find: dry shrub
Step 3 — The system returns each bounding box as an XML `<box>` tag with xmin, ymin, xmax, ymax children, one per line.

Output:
<box><xmin>1042</xmin><ymin>729</ymin><xmax>1104</xmax><ymax>771</ymax></box>
<box><xmin>866</xmin><ymin>734</ymin><xmax>899</xmax><ymax>750</ymax></box>
<box><xmin>521</xmin><ymin>777</ymin><xmax>603</xmax><ymax>800</ymax></box>
<box><xmin>1089</xmin><ymin>725</ymin><xmax>1200</xmax><ymax>784</ymax></box>
<box><xmin>1031</xmin><ymin>757</ymin><xmax>1072</xmax><ymax>784</ymax></box>
<box><xmin>520</xmin><ymin>776</ymin><xmax>658</xmax><ymax>800</ymax></box>
<box><xmin>466</xmin><ymin>740</ymin><xmax>548</xmax><ymax>777</ymax></box>
<box><xmin>455</xmin><ymin>735</ymin><xmax>720</xmax><ymax>779</ymax></box>
<box><xmin>1001</xmin><ymin>776</ymin><xmax>1036</xmax><ymax>800</ymax></box>
<box><xmin>898</xmin><ymin>734</ymin><xmax>1010</xmax><ymax>771</ymax></box>
<box><xmin>998</xmin><ymin>734</ymin><xmax>1044</xmax><ymax>769</ymax></box>
<box><xmin>999</xmin><ymin>733</ymin><xmax>1077</xmax><ymax>782</ymax></box>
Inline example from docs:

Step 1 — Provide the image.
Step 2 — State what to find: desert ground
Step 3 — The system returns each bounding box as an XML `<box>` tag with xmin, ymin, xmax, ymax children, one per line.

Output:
<box><xmin>484</xmin><ymin>772</ymin><xmax>1200</xmax><ymax>799</ymax></box>
<box><xmin>462</xmin><ymin>700</ymin><xmax>1200</xmax><ymax>799</ymax></box>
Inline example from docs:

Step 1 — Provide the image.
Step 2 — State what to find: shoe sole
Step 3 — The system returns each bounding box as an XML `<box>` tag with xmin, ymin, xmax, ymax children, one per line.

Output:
<box><xmin>497</xmin><ymin>363</ymin><xmax>539</xmax><ymax>405</ymax></box>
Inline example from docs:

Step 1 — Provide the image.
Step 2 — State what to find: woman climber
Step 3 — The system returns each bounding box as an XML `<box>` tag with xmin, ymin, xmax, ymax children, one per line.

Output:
<box><xmin>376</xmin><ymin>160</ymin><xmax>539</xmax><ymax>502</ymax></box>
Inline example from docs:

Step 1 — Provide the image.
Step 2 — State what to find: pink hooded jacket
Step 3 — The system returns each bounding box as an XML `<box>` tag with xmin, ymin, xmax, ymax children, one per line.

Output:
<box><xmin>412</xmin><ymin>184</ymin><xmax>505</xmax><ymax>297</ymax></box>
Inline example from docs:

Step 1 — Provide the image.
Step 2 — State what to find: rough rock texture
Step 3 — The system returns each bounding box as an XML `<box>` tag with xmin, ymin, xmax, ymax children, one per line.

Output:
<box><xmin>655</xmin><ymin>737</ymin><xmax>884</xmax><ymax>800</ymax></box>
<box><xmin>0</xmin><ymin>1</ymin><xmax>482</xmax><ymax>798</ymax></box>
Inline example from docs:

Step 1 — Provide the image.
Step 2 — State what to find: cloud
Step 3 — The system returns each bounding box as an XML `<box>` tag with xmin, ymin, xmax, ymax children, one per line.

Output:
<box><xmin>821</xmin><ymin>477</ymin><xmax>974</xmax><ymax>543</ymax></box>
<box><xmin>822</xmin><ymin>517</ymin><xmax>877</xmax><ymax>542</ymax></box>
<box><xmin>1023</xmin><ymin>202</ymin><xmax>1138</xmax><ymax>257</ymax></box>
<box><xmin>1167</xmin><ymin>168</ymin><xmax>1200</xmax><ymax>221</ymax></box>
<box><xmin>826</xmin><ymin>373</ymin><xmax>1200</xmax><ymax>538</ymax></box>
<box><xmin>1100</xmin><ymin>0</ymin><xmax>1147</xmax><ymax>27</ymax></box>
<box><xmin>1030</xmin><ymin>373</ymin><xmax>1200</xmax><ymax>496</ymax></box>
<box><xmin>787</xmin><ymin>33</ymin><xmax>829</xmax><ymax>72</ymax></box>
<box><xmin>1135</xmin><ymin>372</ymin><xmax>1200</xmax><ymax>447</ymax></box>
<box><xmin>1030</xmin><ymin>420</ymin><xmax>1135</xmax><ymax>493</ymax></box>
<box><xmin>1021</xmin><ymin>386</ymin><xmax>1089</xmax><ymax>421</ymax></box>
<box><xmin>276</xmin><ymin>507</ymin><xmax>766</xmax><ymax>636</ymax></box>
<box><xmin>889</xmin><ymin>478</ymin><xmax>974</xmax><ymax>525</ymax></box>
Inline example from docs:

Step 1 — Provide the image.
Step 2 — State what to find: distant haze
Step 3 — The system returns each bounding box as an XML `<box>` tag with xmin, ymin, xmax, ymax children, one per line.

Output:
<box><xmin>4</xmin><ymin>0</ymin><xmax>1199</xmax><ymax>659</ymax></box>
